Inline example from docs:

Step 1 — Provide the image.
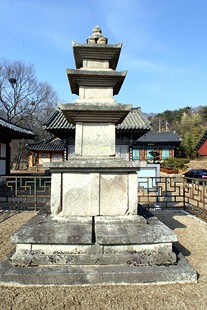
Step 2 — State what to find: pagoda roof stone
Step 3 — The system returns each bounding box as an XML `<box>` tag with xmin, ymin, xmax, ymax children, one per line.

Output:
<box><xmin>67</xmin><ymin>69</ymin><xmax>127</xmax><ymax>95</ymax></box>
<box><xmin>72</xmin><ymin>41</ymin><xmax>122</xmax><ymax>70</ymax></box>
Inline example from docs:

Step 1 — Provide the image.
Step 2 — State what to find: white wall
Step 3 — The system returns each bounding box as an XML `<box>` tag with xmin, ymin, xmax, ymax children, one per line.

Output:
<box><xmin>116</xmin><ymin>145</ymin><xmax>129</xmax><ymax>161</ymax></box>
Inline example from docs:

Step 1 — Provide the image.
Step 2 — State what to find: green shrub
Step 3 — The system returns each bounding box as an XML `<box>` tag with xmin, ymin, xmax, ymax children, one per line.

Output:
<box><xmin>161</xmin><ymin>158</ymin><xmax>188</xmax><ymax>171</ymax></box>
<box><xmin>176</xmin><ymin>158</ymin><xmax>190</xmax><ymax>164</ymax></box>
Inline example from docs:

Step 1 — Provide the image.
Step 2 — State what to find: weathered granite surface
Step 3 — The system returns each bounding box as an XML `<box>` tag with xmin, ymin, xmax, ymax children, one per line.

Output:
<box><xmin>0</xmin><ymin>250</ymin><xmax>197</xmax><ymax>286</ymax></box>
<box><xmin>11</xmin><ymin>213</ymin><xmax>177</xmax><ymax>267</ymax></box>
<box><xmin>59</xmin><ymin>103</ymin><xmax>132</xmax><ymax>124</ymax></box>
<box><xmin>45</xmin><ymin>157</ymin><xmax>140</xmax><ymax>170</ymax></box>
<box><xmin>45</xmin><ymin>157</ymin><xmax>140</xmax><ymax>216</ymax></box>
<box><xmin>75</xmin><ymin>122</ymin><xmax>116</xmax><ymax>156</ymax></box>
<box><xmin>49</xmin><ymin>171</ymin><xmax>138</xmax><ymax>216</ymax></box>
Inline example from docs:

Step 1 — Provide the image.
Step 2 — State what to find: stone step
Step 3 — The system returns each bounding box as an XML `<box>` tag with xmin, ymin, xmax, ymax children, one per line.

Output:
<box><xmin>11</xmin><ymin>250</ymin><xmax>177</xmax><ymax>267</ymax></box>
<box><xmin>0</xmin><ymin>251</ymin><xmax>197</xmax><ymax>286</ymax></box>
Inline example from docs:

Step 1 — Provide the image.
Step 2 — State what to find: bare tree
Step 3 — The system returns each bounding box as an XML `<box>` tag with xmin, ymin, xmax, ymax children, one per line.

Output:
<box><xmin>0</xmin><ymin>59</ymin><xmax>58</xmax><ymax>129</ymax></box>
<box><xmin>0</xmin><ymin>59</ymin><xmax>59</xmax><ymax>170</ymax></box>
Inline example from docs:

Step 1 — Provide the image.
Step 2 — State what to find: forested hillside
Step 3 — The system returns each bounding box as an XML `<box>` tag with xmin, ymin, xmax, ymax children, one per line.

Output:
<box><xmin>146</xmin><ymin>106</ymin><xmax>207</xmax><ymax>159</ymax></box>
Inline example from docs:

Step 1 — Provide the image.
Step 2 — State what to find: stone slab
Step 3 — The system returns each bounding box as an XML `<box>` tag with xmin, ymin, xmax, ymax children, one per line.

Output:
<box><xmin>95</xmin><ymin>215</ymin><xmax>177</xmax><ymax>244</ymax></box>
<box><xmin>0</xmin><ymin>250</ymin><xmax>197</xmax><ymax>286</ymax></box>
<box><xmin>45</xmin><ymin>156</ymin><xmax>140</xmax><ymax>172</ymax></box>
<box><xmin>61</xmin><ymin>173</ymin><xmax>100</xmax><ymax>216</ymax></box>
<box><xmin>11</xmin><ymin>215</ymin><xmax>93</xmax><ymax>244</ymax></box>
<box><xmin>11</xmin><ymin>214</ymin><xmax>176</xmax><ymax>246</ymax></box>
<box><xmin>79</xmin><ymin>86</ymin><xmax>113</xmax><ymax>100</ymax></box>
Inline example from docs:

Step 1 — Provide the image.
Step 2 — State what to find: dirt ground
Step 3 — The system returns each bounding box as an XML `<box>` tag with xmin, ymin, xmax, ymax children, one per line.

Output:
<box><xmin>0</xmin><ymin>211</ymin><xmax>207</xmax><ymax>309</ymax></box>
<box><xmin>187</xmin><ymin>158</ymin><xmax>207</xmax><ymax>170</ymax></box>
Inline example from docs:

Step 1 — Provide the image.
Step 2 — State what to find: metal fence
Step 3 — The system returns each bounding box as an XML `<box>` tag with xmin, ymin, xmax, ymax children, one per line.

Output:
<box><xmin>184</xmin><ymin>178</ymin><xmax>207</xmax><ymax>211</ymax></box>
<box><xmin>138</xmin><ymin>176</ymin><xmax>184</xmax><ymax>209</ymax></box>
<box><xmin>0</xmin><ymin>175</ymin><xmax>51</xmax><ymax>210</ymax></box>
<box><xmin>0</xmin><ymin>174</ymin><xmax>206</xmax><ymax>212</ymax></box>
<box><xmin>138</xmin><ymin>176</ymin><xmax>207</xmax><ymax>211</ymax></box>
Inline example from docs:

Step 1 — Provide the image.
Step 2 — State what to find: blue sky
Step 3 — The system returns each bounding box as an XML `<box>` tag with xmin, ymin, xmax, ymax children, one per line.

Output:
<box><xmin>1</xmin><ymin>0</ymin><xmax>207</xmax><ymax>114</ymax></box>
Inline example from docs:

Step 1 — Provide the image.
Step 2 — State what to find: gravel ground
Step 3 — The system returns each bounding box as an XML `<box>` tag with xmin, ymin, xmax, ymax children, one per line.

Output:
<box><xmin>0</xmin><ymin>210</ymin><xmax>207</xmax><ymax>310</ymax></box>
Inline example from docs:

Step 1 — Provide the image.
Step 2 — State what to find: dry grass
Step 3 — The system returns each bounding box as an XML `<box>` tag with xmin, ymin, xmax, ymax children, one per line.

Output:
<box><xmin>0</xmin><ymin>210</ymin><xmax>207</xmax><ymax>309</ymax></box>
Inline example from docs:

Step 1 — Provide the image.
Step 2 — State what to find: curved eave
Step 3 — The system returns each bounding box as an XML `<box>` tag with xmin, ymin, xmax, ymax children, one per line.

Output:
<box><xmin>117</xmin><ymin>108</ymin><xmax>152</xmax><ymax>131</ymax></box>
<box><xmin>43</xmin><ymin>107</ymin><xmax>151</xmax><ymax>135</ymax></box>
<box><xmin>26</xmin><ymin>142</ymin><xmax>64</xmax><ymax>152</ymax></box>
<box><xmin>43</xmin><ymin>109</ymin><xmax>75</xmax><ymax>131</ymax></box>
<box><xmin>0</xmin><ymin>118</ymin><xmax>35</xmax><ymax>140</ymax></box>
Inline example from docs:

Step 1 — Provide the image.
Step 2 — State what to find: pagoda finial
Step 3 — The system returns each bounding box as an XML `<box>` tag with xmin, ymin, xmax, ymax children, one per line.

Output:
<box><xmin>86</xmin><ymin>26</ymin><xmax>108</xmax><ymax>45</ymax></box>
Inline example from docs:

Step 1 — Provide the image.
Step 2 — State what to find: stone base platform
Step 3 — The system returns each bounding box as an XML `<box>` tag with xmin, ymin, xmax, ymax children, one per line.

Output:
<box><xmin>0</xmin><ymin>209</ymin><xmax>197</xmax><ymax>286</ymax></box>
<box><xmin>10</xmin><ymin>213</ymin><xmax>177</xmax><ymax>267</ymax></box>
<box><xmin>0</xmin><ymin>250</ymin><xmax>197</xmax><ymax>286</ymax></box>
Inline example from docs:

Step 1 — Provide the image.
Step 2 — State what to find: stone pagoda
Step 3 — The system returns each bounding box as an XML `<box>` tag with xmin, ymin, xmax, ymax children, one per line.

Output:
<box><xmin>0</xmin><ymin>27</ymin><xmax>197</xmax><ymax>285</ymax></box>
<box><xmin>49</xmin><ymin>25</ymin><xmax>140</xmax><ymax>217</ymax></box>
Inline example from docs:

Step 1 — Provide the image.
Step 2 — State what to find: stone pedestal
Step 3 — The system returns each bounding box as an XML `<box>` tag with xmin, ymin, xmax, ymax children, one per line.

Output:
<box><xmin>11</xmin><ymin>212</ymin><xmax>177</xmax><ymax>267</ymax></box>
<box><xmin>49</xmin><ymin>157</ymin><xmax>139</xmax><ymax>216</ymax></box>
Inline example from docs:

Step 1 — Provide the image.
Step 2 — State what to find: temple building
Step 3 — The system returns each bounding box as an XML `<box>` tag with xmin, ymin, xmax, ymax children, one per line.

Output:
<box><xmin>26</xmin><ymin>111</ymin><xmax>181</xmax><ymax>167</ymax></box>
<box><xmin>133</xmin><ymin>131</ymin><xmax>181</xmax><ymax>161</ymax></box>
<box><xmin>195</xmin><ymin>129</ymin><xmax>207</xmax><ymax>156</ymax></box>
<box><xmin>26</xmin><ymin>106</ymin><xmax>152</xmax><ymax>166</ymax></box>
<box><xmin>0</xmin><ymin>116</ymin><xmax>35</xmax><ymax>175</ymax></box>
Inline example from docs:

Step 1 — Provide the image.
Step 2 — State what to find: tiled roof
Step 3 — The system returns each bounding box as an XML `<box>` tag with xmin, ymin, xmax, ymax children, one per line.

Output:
<box><xmin>26</xmin><ymin>138</ymin><xmax>64</xmax><ymax>151</ymax></box>
<box><xmin>117</xmin><ymin>108</ymin><xmax>151</xmax><ymax>130</ymax></box>
<box><xmin>43</xmin><ymin>107</ymin><xmax>151</xmax><ymax>131</ymax></box>
<box><xmin>0</xmin><ymin>116</ymin><xmax>35</xmax><ymax>139</ymax></box>
<box><xmin>135</xmin><ymin>132</ymin><xmax>181</xmax><ymax>144</ymax></box>
<box><xmin>194</xmin><ymin>130</ymin><xmax>207</xmax><ymax>150</ymax></box>
<box><xmin>43</xmin><ymin>109</ymin><xmax>75</xmax><ymax>130</ymax></box>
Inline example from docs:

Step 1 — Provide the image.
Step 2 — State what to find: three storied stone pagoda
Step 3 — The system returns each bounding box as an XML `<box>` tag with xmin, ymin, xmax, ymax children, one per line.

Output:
<box><xmin>49</xmin><ymin>25</ymin><xmax>141</xmax><ymax>217</ymax></box>
<box><xmin>0</xmin><ymin>27</ymin><xmax>197</xmax><ymax>285</ymax></box>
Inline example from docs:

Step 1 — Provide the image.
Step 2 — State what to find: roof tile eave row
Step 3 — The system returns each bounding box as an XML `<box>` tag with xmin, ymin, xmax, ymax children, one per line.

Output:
<box><xmin>0</xmin><ymin>116</ymin><xmax>35</xmax><ymax>138</ymax></box>
<box><xmin>43</xmin><ymin>107</ymin><xmax>151</xmax><ymax>132</ymax></box>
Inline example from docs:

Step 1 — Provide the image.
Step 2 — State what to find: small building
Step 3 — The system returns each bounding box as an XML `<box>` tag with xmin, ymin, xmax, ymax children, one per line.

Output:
<box><xmin>195</xmin><ymin>130</ymin><xmax>207</xmax><ymax>156</ymax></box>
<box><xmin>133</xmin><ymin>131</ymin><xmax>181</xmax><ymax>161</ymax></box>
<box><xmin>26</xmin><ymin>107</ymin><xmax>152</xmax><ymax>166</ymax></box>
<box><xmin>0</xmin><ymin>116</ymin><xmax>35</xmax><ymax>175</ymax></box>
<box><xmin>26</xmin><ymin>136</ymin><xmax>65</xmax><ymax>167</ymax></box>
